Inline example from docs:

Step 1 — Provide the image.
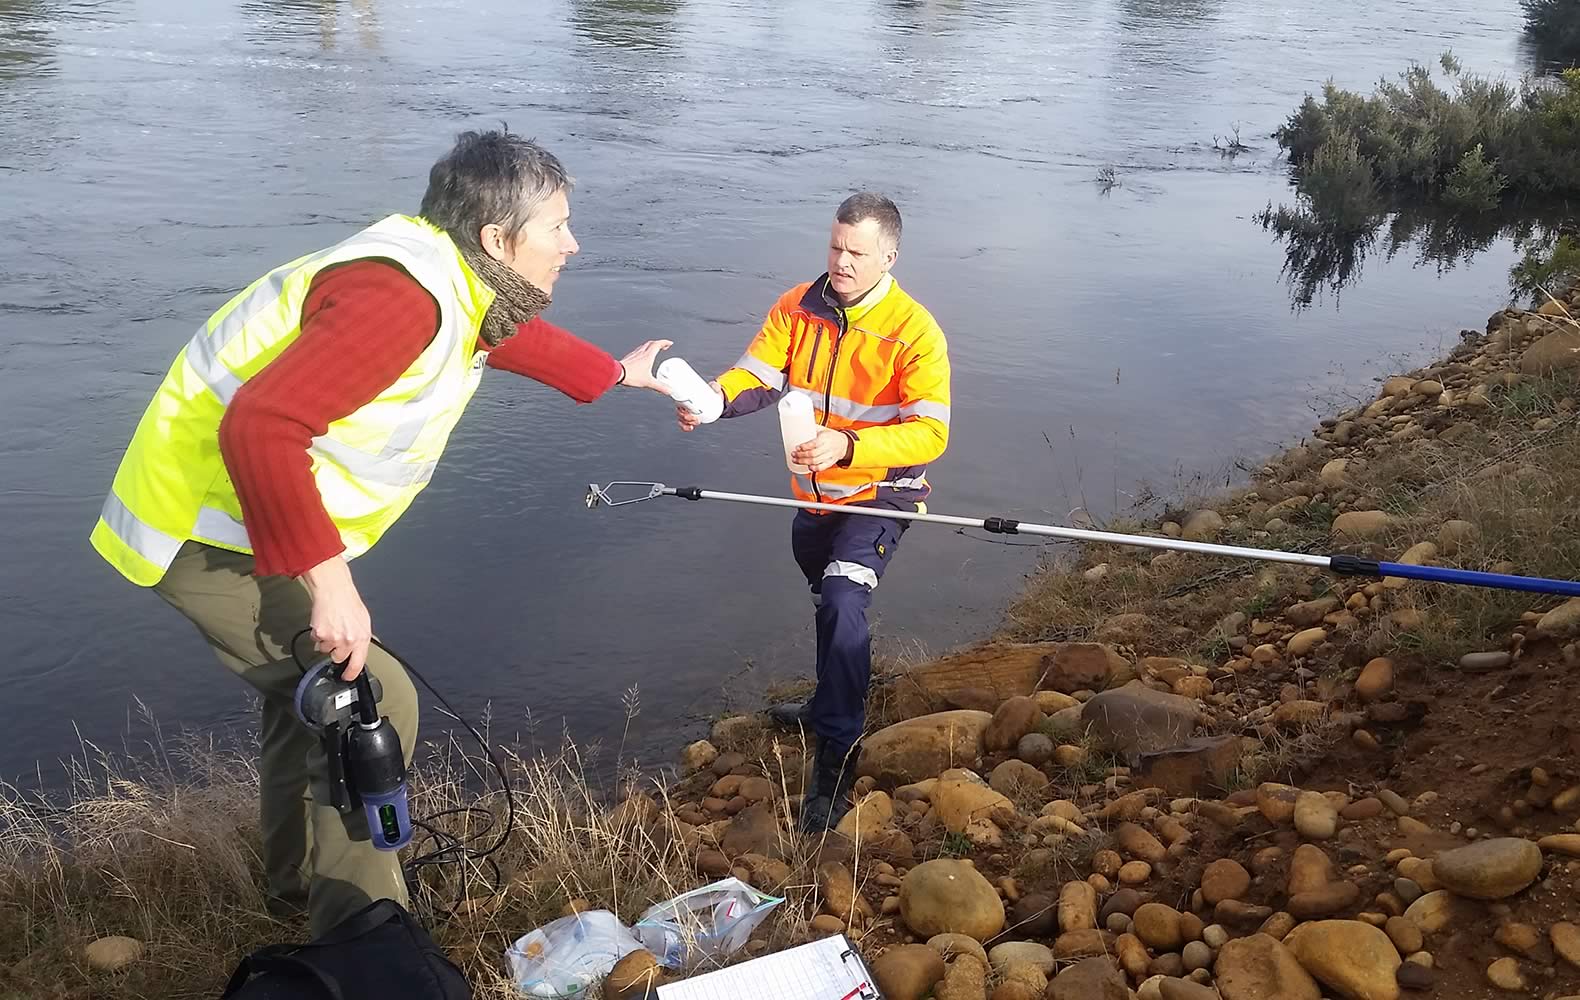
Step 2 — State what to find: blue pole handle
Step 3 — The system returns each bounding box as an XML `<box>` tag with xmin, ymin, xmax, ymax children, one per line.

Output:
<box><xmin>1371</xmin><ymin>560</ymin><xmax>1580</xmax><ymax>598</ymax></box>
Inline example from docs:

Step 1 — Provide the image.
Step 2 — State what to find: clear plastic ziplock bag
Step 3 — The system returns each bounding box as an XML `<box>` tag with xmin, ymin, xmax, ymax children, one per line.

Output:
<box><xmin>632</xmin><ymin>876</ymin><xmax>785</xmax><ymax>969</ymax></box>
<box><xmin>504</xmin><ymin>908</ymin><xmax>645</xmax><ymax>998</ymax></box>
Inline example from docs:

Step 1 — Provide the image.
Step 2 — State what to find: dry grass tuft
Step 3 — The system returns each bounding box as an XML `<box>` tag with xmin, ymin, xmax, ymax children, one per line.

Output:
<box><xmin>2</xmin><ymin>698</ymin><xmax>924</xmax><ymax>1000</ymax></box>
<box><xmin>1339</xmin><ymin>373</ymin><xmax>1580</xmax><ymax>662</ymax></box>
<box><xmin>1</xmin><ymin>728</ymin><xmax>283</xmax><ymax>1000</ymax></box>
<box><xmin>1003</xmin><ymin>359</ymin><xmax>1580</xmax><ymax>673</ymax></box>
<box><xmin>1232</xmin><ymin>716</ymin><xmax>1347</xmax><ymax>791</ymax></box>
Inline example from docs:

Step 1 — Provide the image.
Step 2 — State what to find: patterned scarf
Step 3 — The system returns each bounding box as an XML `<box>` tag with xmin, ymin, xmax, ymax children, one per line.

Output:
<box><xmin>457</xmin><ymin>246</ymin><xmax>552</xmax><ymax>347</ymax></box>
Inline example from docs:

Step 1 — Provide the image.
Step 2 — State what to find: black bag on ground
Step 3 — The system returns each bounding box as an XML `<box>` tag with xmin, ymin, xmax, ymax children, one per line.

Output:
<box><xmin>220</xmin><ymin>898</ymin><xmax>473</xmax><ymax>1000</ymax></box>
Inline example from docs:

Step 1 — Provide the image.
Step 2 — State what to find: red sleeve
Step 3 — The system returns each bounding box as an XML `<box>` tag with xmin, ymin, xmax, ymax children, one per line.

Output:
<box><xmin>485</xmin><ymin>315</ymin><xmax>622</xmax><ymax>403</ymax></box>
<box><xmin>217</xmin><ymin>259</ymin><xmax>440</xmax><ymax>578</ymax></box>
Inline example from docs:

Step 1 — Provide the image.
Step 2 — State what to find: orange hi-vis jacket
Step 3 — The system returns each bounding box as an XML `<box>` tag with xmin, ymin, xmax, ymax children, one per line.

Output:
<box><xmin>715</xmin><ymin>273</ymin><xmax>951</xmax><ymax>508</ymax></box>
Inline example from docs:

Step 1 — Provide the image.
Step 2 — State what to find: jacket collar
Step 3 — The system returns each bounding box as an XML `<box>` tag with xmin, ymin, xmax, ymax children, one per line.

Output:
<box><xmin>828</xmin><ymin>272</ymin><xmax>893</xmax><ymax>314</ymax></box>
<box><xmin>800</xmin><ymin>272</ymin><xmax>895</xmax><ymax>323</ymax></box>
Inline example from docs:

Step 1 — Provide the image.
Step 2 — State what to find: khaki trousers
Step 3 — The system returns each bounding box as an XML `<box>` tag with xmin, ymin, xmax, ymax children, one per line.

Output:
<box><xmin>152</xmin><ymin>541</ymin><xmax>417</xmax><ymax>938</ymax></box>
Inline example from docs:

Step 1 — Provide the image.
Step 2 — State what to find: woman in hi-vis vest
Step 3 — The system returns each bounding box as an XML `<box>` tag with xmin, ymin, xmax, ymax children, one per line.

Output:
<box><xmin>90</xmin><ymin>130</ymin><xmax>675</xmax><ymax>937</ymax></box>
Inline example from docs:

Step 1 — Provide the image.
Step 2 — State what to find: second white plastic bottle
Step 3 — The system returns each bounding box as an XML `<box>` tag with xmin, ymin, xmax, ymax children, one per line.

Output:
<box><xmin>778</xmin><ymin>392</ymin><xmax>818</xmax><ymax>474</ymax></box>
<box><xmin>655</xmin><ymin>357</ymin><xmax>723</xmax><ymax>423</ymax></box>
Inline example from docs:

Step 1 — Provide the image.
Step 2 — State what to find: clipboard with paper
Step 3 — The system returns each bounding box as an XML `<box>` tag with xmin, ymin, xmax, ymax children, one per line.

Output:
<box><xmin>654</xmin><ymin>933</ymin><xmax>885</xmax><ymax>1000</ymax></box>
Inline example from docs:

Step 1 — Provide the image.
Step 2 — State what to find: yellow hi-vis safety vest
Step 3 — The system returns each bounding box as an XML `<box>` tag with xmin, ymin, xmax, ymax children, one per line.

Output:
<box><xmin>90</xmin><ymin>214</ymin><xmax>497</xmax><ymax>586</ymax></box>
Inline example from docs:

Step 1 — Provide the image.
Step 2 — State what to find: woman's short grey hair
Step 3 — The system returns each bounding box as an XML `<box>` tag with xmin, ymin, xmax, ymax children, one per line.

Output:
<box><xmin>420</xmin><ymin>129</ymin><xmax>573</xmax><ymax>254</ymax></box>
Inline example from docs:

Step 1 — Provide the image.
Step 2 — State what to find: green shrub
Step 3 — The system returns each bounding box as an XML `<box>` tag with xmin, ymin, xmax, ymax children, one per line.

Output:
<box><xmin>1276</xmin><ymin>58</ymin><xmax>1580</xmax><ymax>206</ymax></box>
<box><xmin>1268</xmin><ymin>58</ymin><xmax>1579</xmax><ymax>307</ymax></box>
<box><xmin>1443</xmin><ymin>144</ymin><xmax>1509</xmax><ymax>211</ymax></box>
<box><xmin>1523</xmin><ymin>0</ymin><xmax>1580</xmax><ymax>64</ymax></box>
<box><xmin>1299</xmin><ymin>136</ymin><xmax>1385</xmax><ymax>229</ymax></box>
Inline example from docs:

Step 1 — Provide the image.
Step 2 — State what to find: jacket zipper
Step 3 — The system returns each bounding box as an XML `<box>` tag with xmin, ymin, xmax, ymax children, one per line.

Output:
<box><xmin>804</xmin><ymin>317</ymin><xmax>821</xmax><ymax>383</ymax></box>
<box><xmin>809</xmin><ymin>305</ymin><xmax>848</xmax><ymax>504</ymax></box>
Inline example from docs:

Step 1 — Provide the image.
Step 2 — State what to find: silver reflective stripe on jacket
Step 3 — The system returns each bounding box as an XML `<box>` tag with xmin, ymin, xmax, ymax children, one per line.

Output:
<box><xmin>792</xmin><ymin>474</ymin><xmax>871</xmax><ymax>500</ymax></box>
<box><xmin>820</xmin><ymin>394</ymin><xmax>901</xmax><ymax>424</ymax></box>
<box><xmin>900</xmin><ymin>400</ymin><xmax>950</xmax><ymax>423</ymax></box>
<box><xmin>734</xmin><ymin>353</ymin><xmax>787</xmax><ymax>391</ymax></box>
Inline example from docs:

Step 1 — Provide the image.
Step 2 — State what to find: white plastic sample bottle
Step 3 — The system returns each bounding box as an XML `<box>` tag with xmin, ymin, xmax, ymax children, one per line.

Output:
<box><xmin>655</xmin><ymin>357</ymin><xmax>724</xmax><ymax>423</ymax></box>
<box><xmin>778</xmin><ymin>391</ymin><xmax>818</xmax><ymax>474</ymax></box>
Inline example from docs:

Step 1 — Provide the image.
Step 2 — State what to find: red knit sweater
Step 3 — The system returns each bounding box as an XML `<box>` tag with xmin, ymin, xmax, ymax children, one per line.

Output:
<box><xmin>216</xmin><ymin>259</ymin><xmax>622</xmax><ymax>577</ymax></box>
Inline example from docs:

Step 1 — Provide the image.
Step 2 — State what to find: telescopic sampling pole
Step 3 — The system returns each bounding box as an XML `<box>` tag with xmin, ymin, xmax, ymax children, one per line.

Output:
<box><xmin>584</xmin><ymin>482</ymin><xmax>1580</xmax><ymax>599</ymax></box>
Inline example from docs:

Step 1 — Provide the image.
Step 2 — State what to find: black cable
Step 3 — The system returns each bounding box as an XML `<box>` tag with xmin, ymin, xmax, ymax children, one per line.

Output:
<box><xmin>288</xmin><ymin>629</ymin><xmax>516</xmax><ymax>920</ymax></box>
<box><xmin>951</xmin><ymin>526</ymin><xmax>1066</xmax><ymax>548</ymax></box>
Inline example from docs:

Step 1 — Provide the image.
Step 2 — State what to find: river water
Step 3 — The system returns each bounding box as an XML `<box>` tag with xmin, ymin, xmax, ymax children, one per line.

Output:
<box><xmin>0</xmin><ymin>0</ymin><xmax>1537</xmax><ymax>781</ymax></box>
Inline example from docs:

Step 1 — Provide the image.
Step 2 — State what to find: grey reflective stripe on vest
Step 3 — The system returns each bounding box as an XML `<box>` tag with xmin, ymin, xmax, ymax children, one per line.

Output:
<box><xmin>182</xmin><ymin>225</ymin><xmax>465</xmax><ymax>491</ymax></box>
<box><xmin>186</xmin><ymin>334</ymin><xmax>244</xmax><ymax>404</ymax></box>
<box><xmin>301</xmin><ymin>348</ymin><xmax>469</xmax><ymax>488</ymax></box>
<box><xmin>185</xmin><ymin>224</ymin><xmax>456</xmax><ymax>405</ymax></box>
<box><xmin>877</xmin><ymin>476</ymin><xmax>929</xmax><ymax>490</ymax></box>
<box><xmin>824</xmin><ymin>560</ymin><xmax>879</xmax><ymax>589</ymax></box>
<box><xmin>900</xmin><ymin>400</ymin><xmax>950</xmax><ymax>423</ymax></box>
<box><xmin>734</xmin><ymin>353</ymin><xmax>786</xmax><ymax>391</ymax></box>
<box><xmin>193</xmin><ymin>504</ymin><xmax>251</xmax><ymax>548</ymax></box>
<box><xmin>308</xmin><ymin>437</ymin><xmax>439</xmax><ymax>487</ymax></box>
<box><xmin>185</xmin><ymin>260</ymin><xmax>322</xmax><ymax>405</ymax></box>
<box><xmin>99</xmin><ymin>492</ymin><xmax>184</xmax><ymax>569</ymax></box>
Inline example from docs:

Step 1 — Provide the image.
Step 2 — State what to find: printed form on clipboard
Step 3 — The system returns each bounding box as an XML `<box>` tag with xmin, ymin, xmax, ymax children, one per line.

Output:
<box><xmin>655</xmin><ymin>933</ymin><xmax>884</xmax><ymax>1000</ymax></box>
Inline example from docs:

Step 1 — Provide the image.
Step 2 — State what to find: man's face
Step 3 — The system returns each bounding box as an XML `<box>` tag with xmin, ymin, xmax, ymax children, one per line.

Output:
<box><xmin>488</xmin><ymin>187</ymin><xmax>579</xmax><ymax>291</ymax></box>
<box><xmin>827</xmin><ymin>217</ymin><xmax>896</xmax><ymax>303</ymax></box>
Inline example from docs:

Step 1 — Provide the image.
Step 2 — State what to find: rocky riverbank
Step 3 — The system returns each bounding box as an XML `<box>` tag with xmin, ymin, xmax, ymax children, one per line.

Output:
<box><xmin>9</xmin><ymin>288</ymin><xmax>1580</xmax><ymax>1000</ymax></box>
<box><xmin>604</xmin><ymin>289</ymin><xmax>1580</xmax><ymax>1000</ymax></box>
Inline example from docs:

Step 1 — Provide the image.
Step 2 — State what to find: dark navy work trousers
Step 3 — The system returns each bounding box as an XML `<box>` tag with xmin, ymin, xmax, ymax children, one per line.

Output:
<box><xmin>790</xmin><ymin>501</ymin><xmax>910</xmax><ymax>753</ymax></box>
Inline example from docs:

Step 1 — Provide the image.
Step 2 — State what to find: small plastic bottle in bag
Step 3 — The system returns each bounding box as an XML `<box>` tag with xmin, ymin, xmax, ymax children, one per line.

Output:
<box><xmin>655</xmin><ymin>357</ymin><xmax>723</xmax><ymax>423</ymax></box>
<box><xmin>778</xmin><ymin>392</ymin><xmax>818</xmax><ymax>474</ymax></box>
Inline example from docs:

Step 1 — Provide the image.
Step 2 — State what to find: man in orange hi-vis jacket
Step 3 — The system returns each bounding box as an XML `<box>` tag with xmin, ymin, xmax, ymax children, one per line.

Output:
<box><xmin>677</xmin><ymin>192</ymin><xmax>951</xmax><ymax>832</ymax></box>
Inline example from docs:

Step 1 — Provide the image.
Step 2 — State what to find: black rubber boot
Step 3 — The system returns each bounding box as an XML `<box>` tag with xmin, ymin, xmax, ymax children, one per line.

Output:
<box><xmin>767</xmin><ymin>701</ymin><xmax>811</xmax><ymax>727</ymax></box>
<box><xmin>798</xmin><ymin>737</ymin><xmax>859</xmax><ymax>834</ymax></box>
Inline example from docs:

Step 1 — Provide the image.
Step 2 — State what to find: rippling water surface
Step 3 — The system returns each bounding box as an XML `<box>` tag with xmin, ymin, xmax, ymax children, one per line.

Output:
<box><xmin>0</xmin><ymin>0</ymin><xmax>1535</xmax><ymax>778</ymax></box>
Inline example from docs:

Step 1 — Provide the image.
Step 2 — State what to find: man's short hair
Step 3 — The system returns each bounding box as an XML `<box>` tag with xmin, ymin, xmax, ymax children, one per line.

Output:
<box><xmin>420</xmin><ymin>128</ymin><xmax>573</xmax><ymax>254</ymax></box>
<box><xmin>836</xmin><ymin>191</ymin><xmax>902</xmax><ymax>252</ymax></box>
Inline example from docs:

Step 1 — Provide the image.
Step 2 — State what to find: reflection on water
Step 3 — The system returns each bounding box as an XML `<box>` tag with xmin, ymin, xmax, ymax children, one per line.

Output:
<box><xmin>1116</xmin><ymin>0</ymin><xmax>1222</xmax><ymax>23</ymax></box>
<box><xmin>0</xmin><ymin>0</ymin><xmax>1550</xmax><ymax>782</ymax></box>
<box><xmin>1257</xmin><ymin>187</ymin><xmax>1567</xmax><ymax>309</ymax></box>
<box><xmin>882</xmin><ymin>0</ymin><xmax>982</xmax><ymax>32</ymax></box>
<box><xmin>238</xmin><ymin>0</ymin><xmax>381</xmax><ymax>51</ymax></box>
<box><xmin>1516</xmin><ymin>12</ymin><xmax>1580</xmax><ymax>75</ymax></box>
<box><xmin>0</xmin><ymin>0</ymin><xmax>57</xmax><ymax>79</ymax></box>
<box><xmin>568</xmin><ymin>0</ymin><xmax>683</xmax><ymax>50</ymax></box>
<box><xmin>1257</xmin><ymin>195</ymin><xmax>1564</xmax><ymax>310</ymax></box>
